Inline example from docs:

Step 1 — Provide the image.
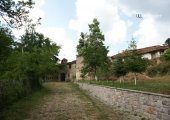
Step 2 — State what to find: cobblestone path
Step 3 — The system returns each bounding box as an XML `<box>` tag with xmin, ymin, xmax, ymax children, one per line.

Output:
<box><xmin>25</xmin><ymin>82</ymin><xmax>138</xmax><ymax>120</ymax></box>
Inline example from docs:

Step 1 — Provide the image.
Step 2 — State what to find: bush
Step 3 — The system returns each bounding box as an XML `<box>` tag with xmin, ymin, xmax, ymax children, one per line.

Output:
<box><xmin>0</xmin><ymin>79</ymin><xmax>30</xmax><ymax>110</ymax></box>
<box><xmin>146</xmin><ymin>62</ymin><xmax>170</xmax><ymax>77</ymax></box>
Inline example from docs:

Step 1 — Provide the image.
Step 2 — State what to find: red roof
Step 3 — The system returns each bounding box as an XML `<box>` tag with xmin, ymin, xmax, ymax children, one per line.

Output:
<box><xmin>137</xmin><ymin>45</ymin><xmax>167</xmax><ymax>54</ymax></box>
<box><xmin>111</xmin><ymin>45</ymin><xmax>168</xmax><ymax>59</ymax></box>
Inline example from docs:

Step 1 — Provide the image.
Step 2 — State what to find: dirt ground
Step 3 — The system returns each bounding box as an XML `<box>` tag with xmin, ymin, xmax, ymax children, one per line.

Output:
<box><xmin>24</xmin><ymin>82</ymin><xmax>139</xmax><ymax>120</ymax></box>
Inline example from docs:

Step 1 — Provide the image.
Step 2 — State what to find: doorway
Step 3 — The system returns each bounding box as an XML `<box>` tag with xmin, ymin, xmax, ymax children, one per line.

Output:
<box><xmin>60</xmin><ymin>73</ymin><xmax>66</xmax><ymax>81</ymax></box>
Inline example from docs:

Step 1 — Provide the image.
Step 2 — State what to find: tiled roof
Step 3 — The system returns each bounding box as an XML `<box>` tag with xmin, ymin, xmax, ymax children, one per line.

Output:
<box><xmin>111</xmin><ymin>45</ymin><xmax>168</xmax><ymax>59</ymax></box>
<box><xmin>137</xmin><ymin>45</ymin><xmax>167</xmax><ymax>54</ymax></box>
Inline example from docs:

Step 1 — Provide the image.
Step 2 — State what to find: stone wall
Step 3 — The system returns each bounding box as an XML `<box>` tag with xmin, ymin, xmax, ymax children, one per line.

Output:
<box><xmin>78</xmin><ymin>83</ymin><xmax>170</xmax><ymax>120</ymax></box>
<box><xmin>76</xmin><ymin>56</ymin><xmax>83</xmax><ymax>81</ymax></box>
<box><xmin>67</xmin><ymin>62</ymin><xmax>76</xmax><ymax>80</ymax></box>
<box><xmin>76</xmin><ymin>56</ymin><xmax>91</xmax><ymax>81</ymax></box>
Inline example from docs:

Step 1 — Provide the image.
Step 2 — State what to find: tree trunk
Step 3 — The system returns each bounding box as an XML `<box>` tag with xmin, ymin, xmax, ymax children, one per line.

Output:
<box><xmin>94</xmin><ymin>68</ymin><xmax>98</xmax><ymax>81</ymax></box>
<box><xmin>134</xmin><ymin>73</ymin><xmax>137</xmax><ymax>85</ymax></box>
<box><xmin>95</xmin><ymin>75</ymin><xmax>98</xmax><ymax>81</ymax></box>
<box><xmin>119</xmin><ymin>77</ymin><xmax>122</xmax><ymax>83</ymax></box>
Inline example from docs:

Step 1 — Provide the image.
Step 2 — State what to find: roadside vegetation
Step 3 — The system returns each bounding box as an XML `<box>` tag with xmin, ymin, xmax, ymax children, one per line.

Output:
<box><xmin>77</xmin><ymin>21</ymin><xmax>170</xmax><ymax>95</ymax></box>
<box><xmin>1</xmin><ymin>82</ymin><xmax>137</xmax><ymax>120</ymax></box>
<box><xmin>0</xmin><ymin>86</ymin><xmax>51</xmax><ymax>120</ymax></box>
<box><xmin>0</xmin><ymin>0</ymin><xmax>63</xmax><ymax>110</ymax></box>
<box><xmin>79</xmin><ymin>75</ymin><xmax>170</xmax><ymax>95</ymax></box>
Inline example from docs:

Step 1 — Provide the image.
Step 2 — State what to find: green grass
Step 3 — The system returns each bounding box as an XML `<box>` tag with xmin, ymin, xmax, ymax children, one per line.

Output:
<box><xmin>79</xmin><ymin>77</ymin><xmax>170</xmax><ymax>95</ymax></box>
<box><xmin>0</xmin><ymin>86</ymin><xmax>51</xmax><ymax>120</ymax></box>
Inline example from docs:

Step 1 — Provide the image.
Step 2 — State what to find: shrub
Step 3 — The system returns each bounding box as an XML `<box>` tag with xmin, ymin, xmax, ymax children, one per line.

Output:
<box><xmin>0</xmin><ymin>79</ymin><xmax>30</xmax><ymax>110</ymax></box>
<box><xmin>146</xmin><ymin>62</ymin><xmax>170</xmax><ymax>77</ymax></box>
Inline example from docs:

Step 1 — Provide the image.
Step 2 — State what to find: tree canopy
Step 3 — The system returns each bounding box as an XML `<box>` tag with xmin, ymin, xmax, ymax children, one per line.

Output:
<box><xmin>0</xmin><ymin>0</ymin><xmax>34</xmax><ymax>28</ymax></box>
<box><xmin>165</xmin><ymin>38</ymin><xmax>170</xmax><ymax>48</ymax></box>
<box><xmin>113</xmin><ymin>55</ymin><xmax>127</xmax><ymax>82</ymax></box>
<box><xmin>77</xmin><ymin>19</ymin><xmax>109</xmax><ymax>80</ymax></box>
<box><xmin>0</xmin><ymin>26</ymin><xmax>13</xmax><ymax>60</ymax></box>
<box><xmin>163</xmin><ymin>48</ymin><xmax>170</xmax><ymax>62</ymax></box>
<box><xmin>124</xmin><ymin>39</ymin><xmax>148</xmax><ymax>85</ymax></box>
<box><xmin>0</xmin><ymin>1</ymin><xmax>62</xmax><ymax>108</ymax></box>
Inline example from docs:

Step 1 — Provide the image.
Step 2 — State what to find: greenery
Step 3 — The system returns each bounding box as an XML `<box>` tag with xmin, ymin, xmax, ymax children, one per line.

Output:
<box><xmin>97</xmin><ymin>60</ymin><xmax>113</xmax><ymax>80</ymax></box>
<box><xmin>113</xmin><ymin>55</ymin><xmax>127</xmax><ymax>83</ymax></box>
<box><xmin>0</xmin><ymin>25</ymin><xmax>60</xmax><ymax>108</ymax></box>
<box><xmin>165</xmin><ymin>38</ymin><xmax>170</xmax><ymax>48</ymax></box>
<box><xmin>0</xmin><ymin>26</ymin><xmax>13</xmax><ymax>77</ymax></box>
<box><xmin>79</xmin><ymin>76</ymin><xmax>170</xmax><ymax>95</ymax></box>
<box><xmin>125</xmin><ymin>39</ymin><xmax>148</xmax><ymax>85</ymax></box>
<box><xmin>112</xmin><ymin>39</ymin><xmax>148</xmax><ymax>85</ymax></box>
<box><xmin>146</xmin><ymin>48</ymin><xmax>170</xmax><ymax>76</ymax></box>
<box><xmin>77</xmin><ymin>18</ymin><xmax>109</xmax><ymax>80</ymax></box>
<box><xmin>0</xmin><ymin>0</ymin><xmax>34</xmax><ymax>28</ymax></box>
<box><xmin>163</xmin><ymin>48</ymin><xmax>170</xmax><ymax>62</ymax></box>
<box><xmin>0</xmin><ymin>86</ymin><xmax>50</xmax><ymax>120</ymax></box>
<box><xmin>147</xmin><ymin>61</ymin><xmax>170</xmax><ymax>76</ymax></box>
<box><xmin>0</xmin><ymin>0</ymin><xmax>61</xmax><ymax>109</ymax></box>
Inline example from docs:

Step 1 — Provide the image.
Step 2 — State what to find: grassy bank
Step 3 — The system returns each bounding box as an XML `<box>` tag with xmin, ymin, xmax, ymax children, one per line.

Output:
<box><xmin>79</xmin><ymin>76</ymin><xmax>170</xmax><ymax>95</ymax></box>
<box><xmin>0</xmin><ymin>85</ymin><xmax>51</xmax><ymax>120</ymax></box>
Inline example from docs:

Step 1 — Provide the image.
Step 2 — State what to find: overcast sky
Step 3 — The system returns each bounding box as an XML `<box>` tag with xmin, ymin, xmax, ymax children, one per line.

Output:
<box><xmin>14</xmin><ymin>0</ymin><xmax>170</xmax><ymax>61</ymax></box>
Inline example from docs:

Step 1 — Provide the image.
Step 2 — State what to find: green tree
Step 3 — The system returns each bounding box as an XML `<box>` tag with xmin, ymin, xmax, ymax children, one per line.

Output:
<box><xmin>1</xmin><ymin>24</ymin><xmax>60</xmax><ymax>89</ymax></box>
<box><xmin>163</xmin><ymin>48</ymin><xmax>170</xmax><ymax>62</ymax></box>
<box><xmin>0</xmin><ymin>26</ymin><xmax>13</xmax><ymax>60</ymax></box>
<box><xmin>0</xmin><ymin>0</ymin><xmax>34</xmax><ymax>28</ymax></box>
<box><xmin>0</xmin><ymin>25</ymin><xmax>14</xmax><ymax>77</ymax></box>
<box><xmin>113</xmin><ymin>56</ymin><xmax>127</xmax><ymax>83</ymax></box>
<box><xmin>77</xmin><ymin>18</ymin><xmax>109</xmax><ymax>80</ymax></box>
<box><xmin>165</xmin><ymin>38</ymin><xmax>170</xmax><ymax>48</ymax></box>
<box><xmin>17</xmin><ymin>25</ymin><xmax>60</xmax><ymax>89</ymax></box>
<box><xmin>96</xmin><ymin>58</ymin><xmax>113</xmax><ymax>80</ymax></box>
<box><xmin>124</xmin><ymin>39</ymin><xmax>148</xmax><ymax>85</ymax></box>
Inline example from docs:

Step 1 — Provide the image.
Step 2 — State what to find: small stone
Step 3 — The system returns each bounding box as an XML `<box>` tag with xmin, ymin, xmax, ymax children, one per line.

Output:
<box><xmin>157</xmin><ymin>112</ymin><xmax>162</xmax><ymax>119</ymax></box>
<box><xmin>146</xmin><ymin>106</ymin><xmax>153</xmax><ymax>114</ymax></box>
<box><xmin>162</xmin><ymin>114</ymin><xmax>170</xmax><ymax>120</ymax></box>
<box><xmin>162</xmin><ymin>100</ymin><xmax>170</xmax><ymax>106</ymax></box>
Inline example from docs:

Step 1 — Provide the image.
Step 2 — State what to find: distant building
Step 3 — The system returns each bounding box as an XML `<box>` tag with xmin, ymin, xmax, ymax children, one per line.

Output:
<box><xmin>138</xmin><ymin>45</ymin><xmax>167</xmax><ymax>59</ymax></box>
<box><xmin>61</xmin><ymin>56</ymin><xmax>91</xmax><ymax>81</ymax></box>
<box><xmin>57</xmin><ymin>45</ymin><xmax>168</xmax><ymax>81</ymax></box>
<box><xmin>111</xmin><ymin>45</ymin><xmax>168</xmax><ymax>60</ymax></box>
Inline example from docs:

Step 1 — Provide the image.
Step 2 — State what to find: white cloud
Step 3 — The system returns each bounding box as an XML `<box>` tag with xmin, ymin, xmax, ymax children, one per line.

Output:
<box><xmin>12</xmin><ymin>0</ymin><xmax>170</xmax><ymax>60</ymax></box>
<box><xmin>69</xmin><ymin>0</ymin><xmax>127</xmax><ymax>45</ymax></box>
<box><xmin>119</xmin><ymin>0</ymin><xmax>170</xmax><ymax>48</ymax></box>
<box><xmin>37</xmin><ymin>27</ymin><xmax>76</xmax><ymax>61</ymax></box>
<box><xmin>28</xmin><ymin>0</ymin><xmax>45</xmax><ymax>22</ymax></box>
<box><xmin>13</xmin><ymin>0</ymin><xmax>76</xmax><ymax>61</ymax></box>
<box><xmin>13</xmin><ymin>0</ymin><xmax>46</xmax><ymax>38</ymax></box>
<box><xmin>134</xmin><ymin>15</ymin><xmax>170</xmax><ymax>48</ymax></box>
<box><xmin>15</xmin><ymin>0</ymin><xmax>45</xmax><ymax>21</ymax></box>
<box><xmin>134</xmin><ymin>15</ymin><xmax>160</xmax><ymax>48</ymax></box>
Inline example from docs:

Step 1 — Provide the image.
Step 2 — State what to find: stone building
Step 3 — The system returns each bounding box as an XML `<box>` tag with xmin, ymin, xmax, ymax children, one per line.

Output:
<box><xmin>61</xmin><ymin>45</ymin><xmax>168</xmax><ymax>81</ymax></box>
<box><xmin>60</xmin><ymin>56</ymin><xmax>91</xmax><ymax>81</ymax></box>
<box><xmin>111</xmin><ymin>45</ymin><xmax>167</xmax><ymax>61</ymax></box>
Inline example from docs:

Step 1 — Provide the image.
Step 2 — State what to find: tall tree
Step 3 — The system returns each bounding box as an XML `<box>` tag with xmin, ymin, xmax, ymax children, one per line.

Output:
<box><xmin>124</xmin><ymin>39</ymin><xmax>148</xmax><ymax>85</ymax></box>
<box><xmin>17</xmin><ymin>25</ymin><xmax>60</xmax><ymax>88</ymax></box>
<box><xmin>163</xmin><ymin>48</ymin><xmax>170</xmax><ymax>62</ymax></box>
<box><xmin>165</xmin><ymin>38</ymin><xmax>170</xmax><ymax>48</ymax></box>
<box><xmin>0</xmin><ymin>26</ymin><xmax>13</xmax><ymax>60</ymax></box>
<box><xmin>0</xmin><ymin>0</ymin><xmax>34</xmax><ymax>28</ymax></box>
<box><xmin>1</xmin><ymin>24</ymin><xmax>60</xmax><ymax>89</ymax></box>
<box><xmin>77</xmin><ymin>18</ymin><xmax>109</xmax><ymax>80</ymax></box>
<box><xmin>0</xmin><ymin>25</ymin><xmax>14</xmax><ymax>77</ymax></box>
<box><xmin>113</xmin><ymin>55</ymin><xmax>127</xmax><ymax>83</ymax></box>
